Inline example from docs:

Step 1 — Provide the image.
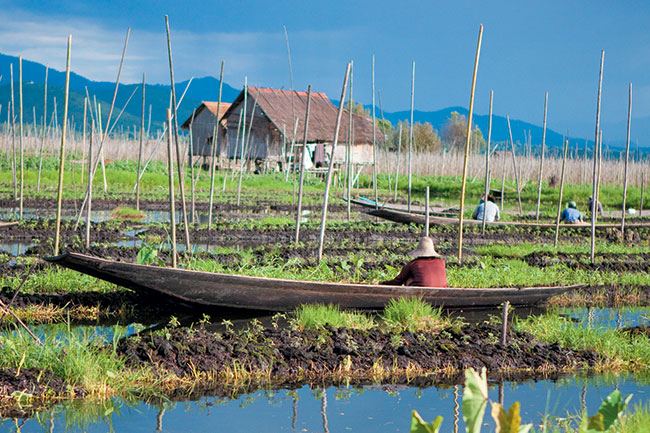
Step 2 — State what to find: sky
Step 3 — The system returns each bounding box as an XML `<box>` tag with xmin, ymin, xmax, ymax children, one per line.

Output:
<box><xmin>0</xmin><ymin>0</ymin><xmax>649</xmax><ymax>140</ymax></box>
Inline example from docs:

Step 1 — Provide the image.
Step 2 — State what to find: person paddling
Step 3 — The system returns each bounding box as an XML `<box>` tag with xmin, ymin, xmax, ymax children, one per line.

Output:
<box><xmin>381</xmin><ymin>237</ymin><xmax>447</xmax><ymax>287</ymax></box>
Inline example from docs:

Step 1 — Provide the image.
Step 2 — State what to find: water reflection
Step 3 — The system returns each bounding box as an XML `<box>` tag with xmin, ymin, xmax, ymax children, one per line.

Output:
<box><xmin>558</xmin><ymin>306</ymin><xmax>650</xmax><ymax>329</ymax></box>
<box><xmin>1</xmin><ymin>374</ymin><xmax>647</xmax><ymax>433</ymax></box>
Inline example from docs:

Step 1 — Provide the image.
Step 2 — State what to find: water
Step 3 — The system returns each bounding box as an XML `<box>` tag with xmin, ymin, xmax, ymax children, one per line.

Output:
<box><xmin>0</xmin><ymin>242</ymin><xmax>35</xmax><ymax>256</ymax></box>
<box><xmin>0</xmin><ymin>374</ymin><xmax>646</xmax><ymax>432</ymax></box>
<box><xmin>558</xmin><ymin>306</ymin><xmax>650</xmax><ymax>329</ymax></box>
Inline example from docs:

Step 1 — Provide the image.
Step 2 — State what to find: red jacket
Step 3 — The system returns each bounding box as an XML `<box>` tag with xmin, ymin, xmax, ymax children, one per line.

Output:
<box><xmin>381</xmin><ymin>257</ymin><xmax>448</xmax><ymax>287</ymax></box>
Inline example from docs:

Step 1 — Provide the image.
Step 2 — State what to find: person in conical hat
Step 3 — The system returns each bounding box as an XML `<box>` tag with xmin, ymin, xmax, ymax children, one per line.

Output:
<box><xmin>381</xmin><ymin>237</ymin><xmax>447</xmax><ymax>287</ymax></box>
<box><xmin>560</xmin><ymin>200</ymin><xmax>583</xmax><ymax>224</ymax></box>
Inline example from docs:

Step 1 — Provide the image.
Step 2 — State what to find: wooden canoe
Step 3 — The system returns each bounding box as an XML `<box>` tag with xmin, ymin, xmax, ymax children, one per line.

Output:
<box><xmin>43</xmin><ymin>252</ymin><xmax>582</xmax><ymax>311</ymax></box>
<box><xmin>367</xmin><ymin>208</ymin><xmax>650</xmax><ymax>229</ymax></box>
<box><xmin>350</xmin><ymin>197</ymin><xmax>459</xmax><ymax>216</ymax></box>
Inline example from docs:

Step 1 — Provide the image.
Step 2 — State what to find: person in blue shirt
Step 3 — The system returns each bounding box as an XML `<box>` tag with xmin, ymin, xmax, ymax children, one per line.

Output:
<box><xmin>472</xmin><ymin>193</ymin><xmax>500</xmax><ymax>222</ymax></box>
<box><xmin>560</xmin><ymin>201</ymin><xmax>583</xmax><ymax>224</ymax></box>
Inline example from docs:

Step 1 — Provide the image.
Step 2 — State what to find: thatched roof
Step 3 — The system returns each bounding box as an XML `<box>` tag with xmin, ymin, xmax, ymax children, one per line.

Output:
<box><xmin>180</xmin><ymin>101</ymin><xmax>232</xmax><ymax>129</ymax></box>
<box><xmin>222</xmin><ymin>87</ymin><xmax>381</xmax><ymax>145</ymax></box>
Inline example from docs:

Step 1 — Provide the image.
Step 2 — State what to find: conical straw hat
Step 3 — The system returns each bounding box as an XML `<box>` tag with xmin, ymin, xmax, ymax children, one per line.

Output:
<box><xmin>408</xmin><ymin>237</ymin><xmax>441</xmax><ymax>258</ymax></box>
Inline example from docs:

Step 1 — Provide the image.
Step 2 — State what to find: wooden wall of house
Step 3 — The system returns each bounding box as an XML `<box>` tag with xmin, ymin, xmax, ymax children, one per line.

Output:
<box><xmin>224</xmin><ymin>100</ymin><xmax>285</xmax><ymax>160</ymax></box>
<box><xmin>189</xmin><ymin>109</ymin><xmax>226</xmax><ymax>157</ymax></box>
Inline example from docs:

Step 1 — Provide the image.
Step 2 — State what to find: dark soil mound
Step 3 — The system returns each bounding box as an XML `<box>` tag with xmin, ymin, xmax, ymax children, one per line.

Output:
<box><xmin>116</xmin><ymin>322</ymin><xmax>598</xmax><ymax>386</ymax></box>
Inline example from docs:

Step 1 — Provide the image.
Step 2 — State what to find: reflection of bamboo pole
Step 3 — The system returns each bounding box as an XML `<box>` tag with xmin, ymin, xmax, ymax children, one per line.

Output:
<box><xmin>482</xmin><ymin>91</ymin><xmax>493</xmax><ymax>233</ymax></box>
<box><xmin>590</xmin><ymin>51</ymin><xmax>605</xmax><ymax>264</ymax></box>
<box><xmin>554</xmin><ymin>140</ymin><xmax>569</xmax><ymax>247</ymax></box>
<box><xmin>506</xmin><ymin>116</ymin><xmax>523</xmax><ymax>214</ymax></box>
<box><xmin>165</xmin><ymin>109</ymin><xmax>177</xmax><ymax>268</ymax></box>
<box><xmin>453</xmin><ymin>385</ymin><xmax>459</xmax><ymax>433</ymax></box>
<box><xmin>457</xmin><ymin>24</ymin><xmax>482</xmax><ymax>263</ymax></box>
<box><xmin>320</xmin><ymin>389</ymin><xmax>329</xmax><ymax>433</ymax></box>
<box><xmin>295</xmin><ymin>86</ymin><xmax>312</xmax><ymax>247</ymax></box>
<box><xmin>535</xmin><ymin>92</ymin><xmax>548</xmax><ymax>222</ymax></box>
<box><xmin>208</xmin><ymin>61</ymin><xmax>224</xmax><ymax>229</ymax></box>
<box><xmin>37</xmin><ymin>65</ymin><xmax>48</xmax><ymax>192</ymax></box>
<box><xmin>86</xmin><ymin>122</ymin><xmax>93</xmax><ymax>249</ymax></box>
<box><xmin>18</xmin><ymin>56</ymin><xmax>23</xmax><ymax>219</ymax></box>
<box><xmin>621</xmin><ymin>83</ymin><xmax>632</xmax><ymax>236</ymax></box>
<box><xmin>54</xmin><ymin>35</ymin><xmax>71</xmax><ymax>256</ymax></box>
<box><xmin>136</xmin><ymin>73</ymin><xmax>146</xmax><ymax>211</ymax></box>
<box><xmin>165</xmin><ymin>16</ymin><xmax>191</xmax><ymax>252</ymax></box>
<box><xmin>317</xmin><ymin>63</ymin><xmax>351</xmax><ymax>262</ymax></box>
<box><xmin>407</xmin><ymin>61</ymin><xmax>415</xmax><ymax>213</ymax></box>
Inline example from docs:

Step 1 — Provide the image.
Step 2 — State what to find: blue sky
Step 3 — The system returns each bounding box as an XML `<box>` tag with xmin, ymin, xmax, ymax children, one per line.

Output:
<box><xmin>0</xmin><ymin>0</ymin><xmax>649</xmax><ymax>139</ymax></box>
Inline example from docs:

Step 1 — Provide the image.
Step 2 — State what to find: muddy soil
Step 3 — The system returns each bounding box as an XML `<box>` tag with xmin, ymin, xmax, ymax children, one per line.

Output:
<box><xmin>523</xmin><ymin>251</ymin><xmax>650</xmax><ymax>273</ymax></box>
<box><xmin>116</xmin><ymin>322</ymin><xmax>598</xmax><ymax>394</ymax></box>
<box><xmin>0</xmin><ymin>368</ymin><xmax>81</xmax><ymax>418</ymax></box>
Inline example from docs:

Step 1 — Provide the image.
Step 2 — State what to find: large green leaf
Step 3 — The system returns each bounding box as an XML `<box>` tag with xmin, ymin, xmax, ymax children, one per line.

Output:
<box><xmin>597</xmin><ymin>390</ymin><xmax>632</xmax><ymax>430</ymax></box>
<box><xmin>462</xmin><ymin>367</ymin><xmax>489</xmax><ymax>433</ymax></box>
<box><xmin>490</xmin><ymin>401</ymin><xmax>532</xmax><ymax>433</ymax></box>
<box><xmin>410</xmin><ymin>410</ymin><xmax>443</xmax><ymax>433</ymax></box>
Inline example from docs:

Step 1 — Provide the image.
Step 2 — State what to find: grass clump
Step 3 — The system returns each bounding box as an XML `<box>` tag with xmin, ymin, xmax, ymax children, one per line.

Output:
<box><xmin>381</xmin><ymin>297</ymin><xmax>450</xmax><ymax>332</ymax></box>
<box><xmin>291</xmin><ymin>304</ymin><xmax>374</xmax><ymax>331</ymax></box>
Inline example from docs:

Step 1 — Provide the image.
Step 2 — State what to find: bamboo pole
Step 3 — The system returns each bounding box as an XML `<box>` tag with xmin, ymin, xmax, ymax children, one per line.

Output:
<box><xmin>136</xmin><ymin>72</ymin><xmax>145</xmax><ymax>211</ymax></box>
<box><xmin>407</xmin><ymin>61</ymin><xmax>415</xmax><ymax>213</ymax></box>
<box><xmin>481</xmin><ymin>90</ymin><xmax>493</xmax><ymax>233</ymax></box>
<box><xmin>346</xmin><ymin>61</ymin><xmax>354</xmax><ymax>220</ymax></box>
<box><xmin>590</xmin><ymin>50</ymin><xmax>605</xmax><ymax>264</ymax></box>
<box><xmin>208</xmin><ymin>61</ymin><xmax>224</xmax><ymax>229</ymax></box>
<box><xmin>621</xmin><ymin>83</ymin><xmax>632</xmax><ymax>236</ymax></box>
<box><xmin>96</xmin><ymin>104</ymin><xmax>108</xmax><ymax>193</ymax></box>
<box><xmin>317</xmin><ymin>63</ymin><xmax>351</xmax><ymax>262</ymax></box>
<box><xmin>165</xmin><ymin>108</ymin><xmax>177</xmax><ymax>268</ymax></box>
<box><xmin>10</xmin><ymin>63</ymin><xmax>16</xmax><ymax>200</ymax></box>
<box><xmin>457</xmin><ymin>24</ymin><xmax>483</xmax><ymax>263</ymax></box>
<box><xmin>506</xmin><ymin>116</ymin><xmax>523</xmax><ymax>214</ymax></box>
<box><xmin>187</xmin><ymin>108</ymin><xmax>197</xmax><ymax>223</ymax></box>
<box><xmin>295</xmin><ymin>85</ymin><xmax>312</xmax><ymax>247</ymax></box>
<box><xmin>640</xmin><ymin>173</ymin><xmax>645</xmax><ymax>217</ymax></box>
<box><xmin>371</xmin><ymin>54</ymin><xmax>378</xmax><ymax>208</ymax></box>
<box><xmin>237</xmin><ymin>93</ymin><xmax>258</xmax><ymax>207</ymax></box>
<box><xmin>228</xmin><ymin>108</ymin><xmax>244</xmax><ymax>184</ymax></box>
<box><xmin>18</xmin><ymin>57</ymin><xmax>23</xmax><ymax>219</ymax></box>
<box><xmin>424</xmin><ymin>186</ymin><xmax>430</xmax><ymax>238</ymax></box>
<box><xmin>80</xmin><ymin>96</ymin><xmax>86</xmax><ymax>182</ymax></box>
<box><xmin>393</xmin><ymin>123</ymin><xmax>402</xmax><ymax>201</ymax></box>
<box><xmin>553</xmin><ymin>140</ymin><xmax>569</xmax><ymax>247</ymax></box>
<box><xmin>37</xmin><ymin>65</ymin><xmax>48</xmax><ymax>192</ymax></box>
<box><xmin>85</xmin><ymin>121</ymin><xmax>93</xmax><ymax>249</ymax></box>
<box><xmin>535</xmin><ymin>92</ymin><xmax>548</xmax><ymax>222</ymax></box>
<box><xmin>54</xmin><ymin>35</ymin><xmax>71</xmax><ymax>257</ymax></box>
<box><xmin>165</xmin><ymin>16</ymin><xmax>191</xmax><ymax>251</ymax></box>
<box><xmin>500</xmin><ymin>140</ymin><xmax>506</xmax><ymax>210</ymax></box>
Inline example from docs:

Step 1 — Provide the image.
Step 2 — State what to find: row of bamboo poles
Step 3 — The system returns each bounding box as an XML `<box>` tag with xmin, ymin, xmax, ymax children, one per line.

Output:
<box><xmin>1</xmin><ymin>23</ymin><xmax>648</xmax><ymax>266</ymax></box>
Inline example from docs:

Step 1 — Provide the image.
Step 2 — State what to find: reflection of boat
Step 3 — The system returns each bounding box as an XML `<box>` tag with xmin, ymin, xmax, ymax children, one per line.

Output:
<box><xmin>44</xmin><ymin>252</ymin><xmax>582</xmax><ymax>312</ymax></box>
<box><xmin>366</xmin><ymin>207</ymin><xmax>650</xmax><ymax>228</ymax></box>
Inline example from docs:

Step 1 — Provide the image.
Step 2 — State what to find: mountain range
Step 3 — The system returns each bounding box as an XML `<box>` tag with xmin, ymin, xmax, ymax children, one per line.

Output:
<box><xmin>0</xmin><ymin>52</ymin><xmax>646</xmax><ymax>156</ymax></box>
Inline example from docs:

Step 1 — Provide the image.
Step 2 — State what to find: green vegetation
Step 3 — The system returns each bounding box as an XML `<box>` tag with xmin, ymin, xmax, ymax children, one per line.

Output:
<box><xmin>109</xmin><ymin>206</ymin><xmax>145</xmax><ymax>220</ymax></box>
<box><xmin>381</xmin><ymin>297</ymin><xmax>451</xmax><ymax>332</ymax></box>
<box><xmin>291</xmin><ymin>304</ymin><xmax>375</xmax><ymax>330</ymax></box>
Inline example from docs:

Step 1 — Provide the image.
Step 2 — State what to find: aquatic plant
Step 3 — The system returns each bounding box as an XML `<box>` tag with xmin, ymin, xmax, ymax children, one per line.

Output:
<box><xmin>382</xmin><ymin>297</ymin><xmax>452</xmax><ymax>332</ymax></box>
<box><xmin>291</xmin><ymin>304</ymin><xmax>374</xmax><ymax>330</ymax></box>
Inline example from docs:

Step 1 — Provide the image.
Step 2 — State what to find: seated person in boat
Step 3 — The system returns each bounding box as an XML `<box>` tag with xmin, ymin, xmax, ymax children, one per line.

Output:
<box><xmin>381</xmin><ymin>237</ymin><xmax>447</xmax><ymax>287</ymax></box>
<box><xmin>472</xmin><ymin>193</ymin><xmax>500</xmax><ymax>222</ymax></box>
<box><xmin>560</xmin><ymin>201</ymin><xmax>583</xmax><ymax>224</ymax></box>
<box><xmin>588</xmin><ymin>196</ymin><xmax>604</xmax><ymax>217</ymax></box>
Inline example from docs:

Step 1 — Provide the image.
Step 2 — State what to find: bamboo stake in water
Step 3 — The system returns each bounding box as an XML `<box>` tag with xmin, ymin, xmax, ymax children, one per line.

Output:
<box><xmin>554</xmin><ymin>140</ymin><xmax>569</xmax><ymax>247</ymax></box>
<box><xmin>295</xmin><ymin>85</ymin><xmax>312</xmax><ymax>247</ymax></box>
<box><xmin>85</xmin><ymin>121</ymin><xmax>93</xmax><ymax>249</ymax></box>
<box><xmin>165</xmin><ymin>108</ymin><xmax>177</xmax><ymax>268</ymax></box>
<box><xmin>317</xmin><ymin>63</ymin><xmax>351</xmax><ymax>262</ymax></box>
<box><xmin>136</xmin><ymin>72</ymin><xmax>145</xmax><ymax>211</ymax></box>
<box><xmin>535</xmin><ymin>92</ymin><xmax>548</xmax><ymax>222</ymax></box>
<box><xmin>590</xmin><ymin>50</ymin><xmax>605</xmax><ymax>264</ymax></box>
<box><xmin>407</xmin><ymin>61</ymin><xmax>415</xmax><ymax>213</ymax></box>
<box><xmin>165</xmin><ymin>16</ymin><xmax>191</xmax><ymax>251</ymax></box>
<box><xmin>621</xmin><ymin>83</ymin><xmax>632</xmax><ymax>236</ymax></box>
<box><xmin>54</xmin><ymin>35</ymin><xmax>71</xmax><ymax>257</ymax></box>
<box><xmin>371</xmin><ymin>54</ymin><xmax>378</xmax><ymax>208</ymax></box>
<box><xmin>506</xmin><ymin>116</ymin><xmax>523</xmax><ymax>214</ymax></box>
<box><xmin>208</xmin><ymin>61</ymin><xmax>224</xmax><ymax>229</ymax></box>
<box><xmin>18</xmin><ymin>57</ymin><xmax>24</xmax><ymax>219</ymax></box>
<box><xmin>393</xmin><ymin>123</ymin><xmax>402</xmax><ymax>201</ymax></box>
<box><xmin>424</xmin><ymin>186</ymin><xmax>430</xmax><ymax>238</ymax></box>
<box><xmin>37</xmin><ymin>65</ymin><xmax>48</xmax><ymax>192</ymax></box>
<box><xmin>481</xmin><ymin>90</ymin><xmax>493</xmax><ymax>233</ymax></box>
<box><xmin>457</xmin><ymin>24</ymin><xmax>483</xmax><ymax>263</ymax></box>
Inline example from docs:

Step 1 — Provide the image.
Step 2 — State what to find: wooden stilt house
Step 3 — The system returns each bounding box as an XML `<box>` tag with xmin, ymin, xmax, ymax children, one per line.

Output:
<box><xmin>180</xmin><ymin>101</ymin><xmax>231</xmax><ymax>165</ymax></box>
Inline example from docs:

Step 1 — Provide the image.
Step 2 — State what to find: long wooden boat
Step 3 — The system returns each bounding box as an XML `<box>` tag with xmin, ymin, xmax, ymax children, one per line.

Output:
<box><xmin>44</xmin><ymin>252</ymin><xmax>582</xmax><ymax>311</ymax></box>
<box><xmin>367</xmin><ymin>207</ymin><xmax>650</xmax><ymax>229</ymax></box>
<box><xmin>349</xmin><ymin>197</ymin><xmax>459</xmax><ymax>216</ymax></box>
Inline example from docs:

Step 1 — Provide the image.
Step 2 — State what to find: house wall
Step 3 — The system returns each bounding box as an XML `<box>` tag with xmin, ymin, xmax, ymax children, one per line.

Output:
<box><xmin>188</xmin><ymin>108</ymin><xmax>226</xmax><ymax>157</ymax></box>
<box><xmin>224</xmin><ymin>101</ymin><xmax>286</xmax><ymax>160</ymax></box>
